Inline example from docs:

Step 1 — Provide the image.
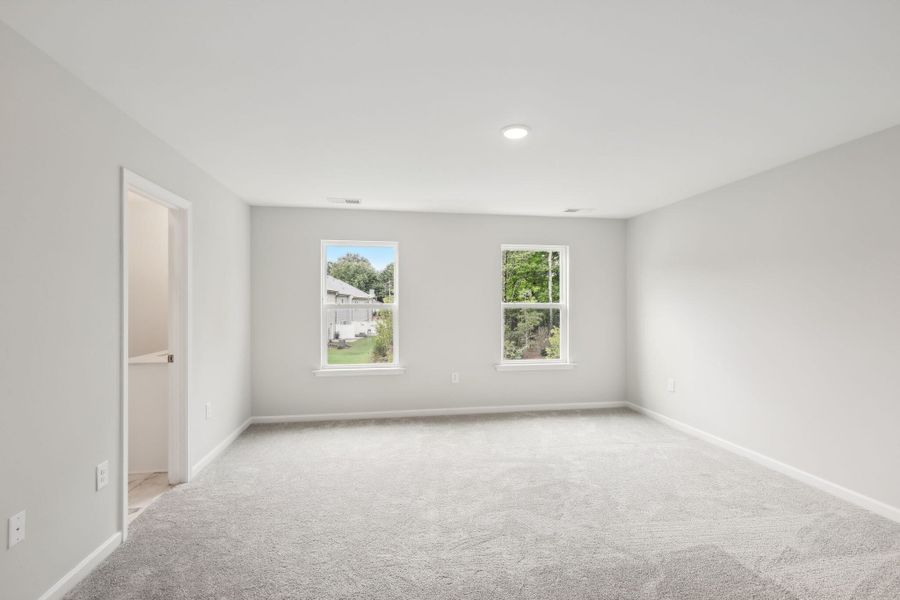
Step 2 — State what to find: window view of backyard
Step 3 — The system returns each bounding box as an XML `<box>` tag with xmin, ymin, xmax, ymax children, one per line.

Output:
<box><xmin>323</xmin><ymin>244</ymin><xmax>396</xmax><ymax>366</ymax></box>
<box><xmin>502</xmin><ymin>249</ymin><xmax>564</xmax><ymax>360</ymax></box>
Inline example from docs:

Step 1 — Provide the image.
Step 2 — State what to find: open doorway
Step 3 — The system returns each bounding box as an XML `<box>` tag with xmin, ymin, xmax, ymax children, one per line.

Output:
<box><xmin>121</xmin><ymin>169</ymin><xmax>191</xmax><ymax>539</ymax></box>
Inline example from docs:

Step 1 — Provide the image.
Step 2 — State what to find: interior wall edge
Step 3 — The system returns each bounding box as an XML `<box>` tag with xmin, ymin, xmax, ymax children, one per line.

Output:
<box><xmin>190</xmin><ymin>417</ymin><xmax>253</xmax><ymax>479</ymax></box>
<box><xmin>250</xmin><ymin>401</ymin><xmax>627</xmax><ymax>424</ymax></box>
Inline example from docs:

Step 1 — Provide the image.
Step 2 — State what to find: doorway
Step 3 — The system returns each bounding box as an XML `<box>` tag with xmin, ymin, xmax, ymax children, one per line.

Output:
<box><xmin>121</xmin><ymin>169</ymin><xmax>191</xmax><ymax>539</ymax></box>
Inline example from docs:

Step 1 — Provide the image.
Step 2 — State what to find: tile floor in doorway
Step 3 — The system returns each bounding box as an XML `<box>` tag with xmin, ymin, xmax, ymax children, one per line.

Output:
<box><xmin>128</xmin><ymin>472</ymin><xmax>173</xmax><ymax>523</ymax></box>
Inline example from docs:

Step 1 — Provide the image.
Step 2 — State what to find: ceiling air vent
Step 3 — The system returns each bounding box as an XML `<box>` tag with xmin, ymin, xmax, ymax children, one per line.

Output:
<box><xmin>327</xmin><ymin>197</ymin><xmax>361</xmax><ymax>205</ymax></box>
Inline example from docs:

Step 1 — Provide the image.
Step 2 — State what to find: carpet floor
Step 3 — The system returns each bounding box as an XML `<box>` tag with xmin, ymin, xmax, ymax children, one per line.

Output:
<box><xmin>66</xmin><ymin>408</ymin><xmax>900</xmax><ymax>599</ymax></box>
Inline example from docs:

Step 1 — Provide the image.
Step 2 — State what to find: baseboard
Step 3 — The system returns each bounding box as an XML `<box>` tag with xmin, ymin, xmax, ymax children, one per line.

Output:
<box><xmin>251</xmin><ymin>401</ymin><xmax>626</xmax><ymax>424</ymax></box>
<box><xmin>624</xmin><ymin>402</ymin><xmax>900</xmax><ymax>524</ymax></box>
<box><xmin>190</xmin><ymin>417</ymin><xmax>253</xmax><ymax>479</ymax></box>
<box><xmin>38</xmin><ymin>531</ymin><xmax>122</xmax><ymax>600</ymax></box>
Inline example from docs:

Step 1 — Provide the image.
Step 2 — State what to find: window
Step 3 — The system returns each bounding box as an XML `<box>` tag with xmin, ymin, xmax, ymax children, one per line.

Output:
<box><xmin>500</xmin><ymin>245</ymin><xmax>568</xmax><ymax>364</ymax></box>
<box><xmin>320</xmin><ymin>241</ymin><xmax>399</xmax><ymax>370</ymax></box>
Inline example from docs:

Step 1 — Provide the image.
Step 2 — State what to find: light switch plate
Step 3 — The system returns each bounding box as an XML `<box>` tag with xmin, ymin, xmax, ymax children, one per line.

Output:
<box><xmin>8</xmin><ymin>511</ymin><xmax>25</xmax><ymax>548</ymax></box>
<box><xmin>667</xmin><ymin>378</ymin><xmax>676</xmax><ymax>393</ymax></box>
<box><xmin>451</xmin><ymin>371</ymin><xmax>460</xmax><ymax>384</ymax></box>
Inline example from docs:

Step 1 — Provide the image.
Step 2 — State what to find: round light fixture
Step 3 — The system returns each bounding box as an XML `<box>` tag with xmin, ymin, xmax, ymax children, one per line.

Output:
<box><xmin>501</xmin><ymin>124</ymin><xmax>530</xmax><ymax>140</ymax></box>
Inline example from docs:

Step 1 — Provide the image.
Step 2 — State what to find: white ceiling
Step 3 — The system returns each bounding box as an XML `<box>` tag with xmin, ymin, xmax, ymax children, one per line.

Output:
<box><xmin>3</xmin><ymin>1</ymin><xmax>900</xmax><ymax>218</ymax></box>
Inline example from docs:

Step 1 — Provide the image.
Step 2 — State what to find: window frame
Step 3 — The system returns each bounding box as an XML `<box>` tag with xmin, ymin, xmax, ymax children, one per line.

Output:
<box><xmin>499</xmin><ymin>244</ymin><xmax>570</xmax><ymax>366</ymax></box>
<box><xmin>318</xmin><ymin>239</ymin><xmax>400</xmax><ymax>373</ymax></box>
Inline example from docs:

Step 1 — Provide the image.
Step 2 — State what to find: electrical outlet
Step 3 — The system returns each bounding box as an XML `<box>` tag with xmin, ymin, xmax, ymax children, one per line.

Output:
<box><xmin>450</xmin><ymin>371</ymin><xmax>460</xmax><ymax>384</ymax></box>
<box><xmin>96</xmin><ymin>460</ymin><xmax>109</xmax><ymax>490</ymax></box>
<box><xmin>8</xmin><ymin>511</ymin><xmax>25</xmax><ymax>549</ymax></box>
<box><xmin>205</xmin><ymin>402</ymin><xmax>212</xmax><ymax>420</ymax></box>
<box><xmin>667</xmin><ymin>378</ymin><xmax>676</xmax><ymax>393</ymax></box>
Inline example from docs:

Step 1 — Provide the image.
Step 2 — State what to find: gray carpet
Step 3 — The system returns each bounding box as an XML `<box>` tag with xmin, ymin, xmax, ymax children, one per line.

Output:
<box><xmin>67</xmin><ymin>409</ymin><xmax>900</xmax><ymax>599</ymax></box>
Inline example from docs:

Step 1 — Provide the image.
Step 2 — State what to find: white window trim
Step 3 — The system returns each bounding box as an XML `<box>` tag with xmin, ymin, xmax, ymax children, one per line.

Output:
<box><xmin>497</xmin><ymin>244</ymin><xmax>574</xmax><ymax>369</ymax></box>
<box><xmin>313</xmin><ymin>367</ymin><xmax>406</xmax><ymax>377</ymax></box>
<box><xmin>319</xmin><ymin>240</ymin><xmax>401</xmax><ymax>374</ymax></box>
<box><xmin>495</xmin><ymin>362</ymin><xmax>576</xmax><ymax>372</ymax></box>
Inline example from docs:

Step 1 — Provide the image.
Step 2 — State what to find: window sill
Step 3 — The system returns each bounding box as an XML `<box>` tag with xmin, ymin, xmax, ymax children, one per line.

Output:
<box><xmin>313</xmin><ymin>367</ymin><xmax>406</xmax><ymax>377</ymax></box>
<box><xmin>494</xmin><ymin>362</ymin><xmax>577</xmax><ymax>372</ymax></box>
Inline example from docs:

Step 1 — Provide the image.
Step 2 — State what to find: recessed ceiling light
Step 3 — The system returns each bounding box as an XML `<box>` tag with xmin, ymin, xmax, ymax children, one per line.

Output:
<box><xmin>501</xmin><ymin>124</ymin><xmax>530</xmax><ymax>140</ymax></box>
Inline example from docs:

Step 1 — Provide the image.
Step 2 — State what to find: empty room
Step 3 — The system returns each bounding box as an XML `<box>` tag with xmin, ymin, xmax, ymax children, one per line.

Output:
<box><xmin>2</xmin><ymin>2</ymin><xmax>899</xmax><ymax>599</ymax></box>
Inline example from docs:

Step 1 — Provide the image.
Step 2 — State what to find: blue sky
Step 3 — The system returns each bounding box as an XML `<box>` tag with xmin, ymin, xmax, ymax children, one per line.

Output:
<box><xmin>326</xmin><ymin>245</ymin><xmax>395</xmax><ymax>271</ymax></box>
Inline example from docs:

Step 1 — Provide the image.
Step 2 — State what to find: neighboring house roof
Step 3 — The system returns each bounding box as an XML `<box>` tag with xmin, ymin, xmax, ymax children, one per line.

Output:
<box><xmin>326</xmin><ymin>275</ymin><xmax>376</xmax><ymax>300</ymax></box>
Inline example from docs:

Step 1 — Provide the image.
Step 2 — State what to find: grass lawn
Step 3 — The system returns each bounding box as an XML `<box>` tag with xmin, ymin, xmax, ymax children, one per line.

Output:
<box><xmin>327</xmin><ymin>336</ymin><xmax>377</xmax><ymax>364</ymax></box>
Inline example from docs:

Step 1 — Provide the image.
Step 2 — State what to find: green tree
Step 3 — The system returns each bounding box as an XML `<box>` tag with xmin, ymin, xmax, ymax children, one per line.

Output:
<box><xmin>371</xmin><ymin>310</ymin><xmax>393</xmax><ymax>362</ymax></box>
<box><xmin>503</xmin><ymin>251</ymin><xmax>560</xmax><ymax>302</ymax></box>
<box><xmin>503</xmin><ymin>309</ymin><xmax>559</xmax><ymax>359</ymax></box>
<box><xmin>328</xmin><ymin>253</ymin><xmax>378</xmax><ymax>294</ymax></box>
<box><xmin>546</xmin><ymin>326</ymin><xmax>560</xmax><ymax>359</ymax></box>
<box><xmin>328</xmin><ymin>255</ymin><xmax>395</xmax><ymax>302</ymax></box>
<box><xmin>374</xmin><ymin>263</ymin><xmax>395</xmax><ymax>301</ymax></box>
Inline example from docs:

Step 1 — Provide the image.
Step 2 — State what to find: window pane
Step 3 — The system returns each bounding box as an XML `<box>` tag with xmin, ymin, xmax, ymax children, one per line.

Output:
<box><xmin>503</xmin><ymin>308</ymin><xmax>561</xmax><ymax>360</ymax></box>
<box><xmin>325</xmin><ymin>244</ymin><xmax>396</xmax><ymax>303</ymax></box>
<box><xmin>502</xmin><ymin>250</ymin><xmax>560</xmax><ymax>303</ymax></box>
<box><xmin>326</xmin><ymin>307</ymin><xmax>393</xmax><ymax>364</ymax></box>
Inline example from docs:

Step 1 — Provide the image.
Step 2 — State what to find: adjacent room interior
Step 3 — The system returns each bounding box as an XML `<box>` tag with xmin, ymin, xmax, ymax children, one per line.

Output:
<box><xmin>126</xmin><ymin>191</ymin><xmax>172</xmax><ymax>521</ymax></box>
<box><xmin>1</xmin><ymin>3</ymin><xmax>899</xmax><ymax>600</ymax></box>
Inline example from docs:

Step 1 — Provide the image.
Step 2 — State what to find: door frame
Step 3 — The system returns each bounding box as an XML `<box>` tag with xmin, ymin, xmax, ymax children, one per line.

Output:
<box><xmin>120</xmin><ymin>168</ymin><xmax>192</xmax><ymax>541</ymax></box>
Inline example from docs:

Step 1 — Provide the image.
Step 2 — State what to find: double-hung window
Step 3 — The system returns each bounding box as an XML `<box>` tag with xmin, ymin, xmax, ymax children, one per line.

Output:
<box><xmin>319</xmin><ymin>241</ymin><xmax>399</xmax><ymax>372</ymax></box>
<box><xmin>500</xmin><ymin>245</ymin><xmax>569</xmax><ymax>365</ymax></box>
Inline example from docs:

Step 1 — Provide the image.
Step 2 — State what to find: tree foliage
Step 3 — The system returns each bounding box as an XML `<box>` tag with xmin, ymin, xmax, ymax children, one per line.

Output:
<box><xmin>328</xmin><ymin>253</ymin><xmax>395</xmax><ymax>301</ymax></box>
<box><xmin>502</xmin><ymin>250</ymin><xmax>560</xmax><ymax>302</ymax></box>
<box><xmin>546</xmin><ymin>325</ymin><xmax>560</xmax><ymax>359</ymax></box>
<box><xmin>371</xmin><ymin>310</ymin><xmax>393</xmax><ymax>362</ymax></box>
<box><xmin>503</xmin><ymin>309</ymin><xmax>560</xmax><ymax>360</ymax></box>
<box><xmin>328</xmin><ymin>253</ymin><xmax>376</xmax><ymax>293</ymax></box>
<box><xmin>377</xmin><ymin>263</ymin><xmax>395</xmax><ymax>300</ymax></box>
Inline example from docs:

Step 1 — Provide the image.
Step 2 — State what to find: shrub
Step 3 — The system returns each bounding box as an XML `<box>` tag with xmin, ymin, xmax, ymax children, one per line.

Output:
<box><xmin>545</xmin><ymin>326</ymin><xmax>560</xmax><ymax>359</ymax></box>
<box><xmin>370</xmin><ymin>310</ymin><xmax>393</xmax><ymax>362</ymax></box>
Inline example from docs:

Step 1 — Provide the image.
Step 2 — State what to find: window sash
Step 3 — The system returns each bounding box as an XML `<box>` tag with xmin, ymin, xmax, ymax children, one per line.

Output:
<box><xmin>500</xmin><ymin>306</ymin><xmax>568</xmax><ymax>363</ymax></box>
<box><xmin>500</xmin><ymin>245</ymin><xmax>569</xmax><ymax>363</ymax></box>
<box><xmin>501</xmin><ymin>302</ymin><xmax>561</xmax><ymax>310</ymax></box>
<box><xmin>322</xmin><ymin>302</ymin><xmax>395</xmax><ymax>310</ymax></box>
<box><xmin>320</xmin><ymin>240</ymin><xmax>399</xmax><ymax>369</ymax></box>
<box><xmin>321</xmin><ymin>306</ymin><xmax>398</xmax><ymax>368</ymax></box>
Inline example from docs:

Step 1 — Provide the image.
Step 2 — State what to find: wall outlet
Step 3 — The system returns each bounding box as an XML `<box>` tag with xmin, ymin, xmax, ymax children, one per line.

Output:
<box><xmin>667</xmin><ymin>378</ymin><xmax>676</xmax><ymax>393</ymax></box>
<box><xmin>450</xmin><ymin>371</ymin><xmax>460</xmax><ymax>384</ymax></box>
<box><xmin>8</xmin><ymin>511</ymin><xmax>25</xmax><ymax>549</ymax></box>
<box><xmin>96</xmin><ymin>460</ymin><xmax>109</xmax><ymax>490</ymax></box>
<box><xmin>205</xmin><ymin>402</ymin><xmax>212</xmax><ymax>419</ymax></box>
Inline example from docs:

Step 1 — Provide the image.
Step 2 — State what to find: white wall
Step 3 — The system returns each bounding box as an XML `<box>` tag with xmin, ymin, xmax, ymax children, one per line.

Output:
<box><xmin>626</xmin><ymin>125</ymin><xmax>900</xmax><ymax>512</ymax></box>
<box><xmin>252</xmin><ymin>208</ymin><xmax>625</xmax><ymax>417</ymax></box>
<box><xmin>0</xmin><ymin>22</ymin><xmax>251</xmax><ymax>600</ymax></box>
<box><xmin>127</xmin><ymin>364</ymin><xmax>168</xmax><ymax>473</ymax></box>
<box><xmin>127</xmin><ymin>193</ymin><xmax>168</xmax><ymax>357</ymax></box>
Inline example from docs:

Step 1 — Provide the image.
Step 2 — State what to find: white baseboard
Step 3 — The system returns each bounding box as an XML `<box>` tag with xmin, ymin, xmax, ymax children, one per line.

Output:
<box><xmin>251</xmin><ymin>401</ymin><xmax>626</xmax><ymax>424</ymax></box>
<box><xmin>625</xmin><ymin>402</ymin><xmax>900</xmax><ymax>524</ymax></box>
<box><xmin>194</xmin><ymin>404</ymin><xmax>625</xmax><ymax>474</ymax></box>
<box><xmin>190</xmin><ymin>417</ymin><xmax>252</xmax><ymax>479</ymax></box>
<box><xmin>38</xmin><ymin>531</ymin><xmax>121</xmax><ymax>600</ymax></box>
